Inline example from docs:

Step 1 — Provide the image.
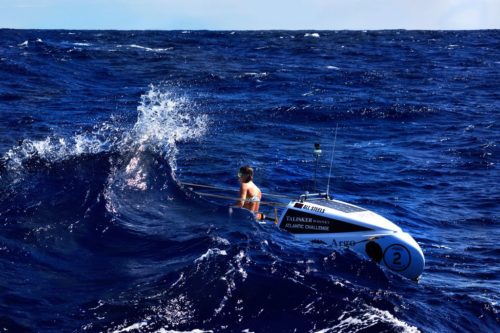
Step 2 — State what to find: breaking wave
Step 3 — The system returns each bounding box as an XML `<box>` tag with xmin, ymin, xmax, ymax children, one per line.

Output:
<box><xmin>1</xmin><ymin>84</ymin><xmax>208</xmax><ymax>179</ymax></box>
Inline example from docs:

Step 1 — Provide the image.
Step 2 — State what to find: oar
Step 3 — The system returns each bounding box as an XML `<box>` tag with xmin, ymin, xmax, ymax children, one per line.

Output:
<box><xmin>192</xmin><ymin>191</ymin><xmax>288</xmax><ymax>207</ymax></box>
<box><xmin>179</xmin><ymin>181</ymin><xmax>293</xmax><ymax>199</ymax></box>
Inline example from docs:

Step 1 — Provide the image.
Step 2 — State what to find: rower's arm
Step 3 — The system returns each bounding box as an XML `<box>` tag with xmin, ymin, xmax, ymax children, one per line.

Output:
<box><xmin>237</xmin><ymin>184</ymin><xmax>247</xmax><ymax>207</ymax></box>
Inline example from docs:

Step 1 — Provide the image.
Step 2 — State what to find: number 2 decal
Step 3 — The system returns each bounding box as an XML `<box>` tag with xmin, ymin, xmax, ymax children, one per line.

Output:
<box><xmin>383</xmin><ymin>245</ymin><xmax>411</xmax><ymax>272</ymax></box>
<box><xmin>392</xmin><ymin>252</ymin><xmax>401</xmax><ymax>265</ymax></box>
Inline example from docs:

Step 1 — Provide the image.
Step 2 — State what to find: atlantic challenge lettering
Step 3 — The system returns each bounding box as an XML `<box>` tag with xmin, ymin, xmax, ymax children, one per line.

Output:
<box><xmin>304</xmin><ymin>224</ymin><xmax>329</xmax><ymax>231</ymax></box>
<box><xmin>285</xmin><ymin>223</ymin><xmax>304</xmax><ymax>229</ymax></box>
<box><xmin>284</xmin><ymin>223</ymin><xmax>329</xmax><ymax>231</ymax></box>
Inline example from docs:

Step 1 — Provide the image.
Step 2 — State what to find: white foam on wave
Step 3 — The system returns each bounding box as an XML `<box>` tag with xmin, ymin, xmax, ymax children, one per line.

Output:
<box><xmin>430</xmin><ymin>243</ymin><xmax>451</xmax><ymax>250</ymax></box>
<box><xmin>104</xmin><ymin>86</ymin><xmax>208</xmax><ymax>213</ymax></box>
<box><xmin>125</xmin><ymin>44</ymin><xmax>173</xmax><ymax>52</ymax></box>
<box><xmin>191</xmin><ymin>246</ymin><xmax>250</xmax><ymax>319</ymax></box>
<box><xmin>305</xmin><ymin>33</ymin><xmax>320</xmax><ymax>38</ymax></box>
<box><xmin>73</xmin><ymin>42</ymin><xmax>91</xmax><ymax>47</ymax></box>
<box><xmin>213</xmin><ymin>236</ymin><xmax>230</xmax><ymax>245</ymax></box>
<box><xmin>195</xmin><ymin>248</ymin><xmax>228</xmax><ymax>263</ymax></box>
<box><xmin>315</xmin><ymin>305</ymin><xmax>420</xmax><ymax>333</ymax></box>
<box><xmin>212</xmin><ymin>250</ymin><xmax>250</xmax><ymax>317</ymax></box>
<box><xmin>124</xmin><ymin>85</ymin><xmax>208</xmax><ymax>170</ymax></box>
<box><xmin>155</xmin><ymin>329</ymin><xmax>213</xmax><ymax>333</ymax></box>
<box><xmin>245</xmin><ymin>72</ymin><xmax>268</xmax><ymax>77</ymax></box>
<box><xmin>110</xmin><ymin>320</ymin><xmax>213</xmax><ymax>333</ymax></box>
<box><xmin>242</xmin><ymin>72</ymin><xmax>268</xmax><ymax>79</ymax></box>
<box><xmin>111</xmin><ymin>322</ymin><xmax>148</xmax><ymax>333</ymax></box>
<box><xmin>18</xmin><ymin>40</ymin><xmax>29</xmax><ymax>47</ymax></box>
<box><xmin>2</xmin><ymin>84</ymin><xmax>208</xmax><ymax>189</ymax></box>
<box><xmin>2</xmin><ymin>121</ymin><xmax>121</xmax><ymax>173</ymax></box>
<box><xmin>234</xmin><ymin>250</ymin><xmax>248</xmax><ymax>279</ymax></box>
<box><xmin>99</xmin><ymin>85</ymin><xmax>209</xmax><ymax>218</ymax></box>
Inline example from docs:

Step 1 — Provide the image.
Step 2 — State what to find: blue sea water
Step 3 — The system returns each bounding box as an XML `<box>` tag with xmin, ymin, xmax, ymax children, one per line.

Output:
<box><xmin>0</xmin><ymin>29</ymin><xmax>498</xmax><ymax>332</ymax></box>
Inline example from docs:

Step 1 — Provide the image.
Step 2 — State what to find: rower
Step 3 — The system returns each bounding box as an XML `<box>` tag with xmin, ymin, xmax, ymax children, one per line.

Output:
<box><xmin>236</xmin><ymin>166</ymin><xmax>262</xmax><ymax>214</ymax></box>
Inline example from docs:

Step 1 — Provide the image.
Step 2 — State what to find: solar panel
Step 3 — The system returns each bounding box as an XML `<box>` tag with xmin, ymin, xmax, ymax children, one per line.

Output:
<box><xmin>314</xmin><ymin>199</ymin><xmax>366</xmax><ymax>213</ymax></box>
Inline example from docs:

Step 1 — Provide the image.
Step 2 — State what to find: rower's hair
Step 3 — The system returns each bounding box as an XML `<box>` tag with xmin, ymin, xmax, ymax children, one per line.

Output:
<box><xmin>239</xmin><ymin>166</ymin><xmax>253</xmax><ymax>183</ymax></box>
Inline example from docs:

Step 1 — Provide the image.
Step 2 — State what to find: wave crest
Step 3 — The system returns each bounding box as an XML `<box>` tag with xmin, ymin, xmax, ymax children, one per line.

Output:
<box><xmin>1</xmin><ymin>85</ymin><xmax>208</xmax><ymax>180</ymax></box>
<box><xmin>126</xmin><ymin>85</ymin><xmax>208</xmax><ymax>159</ymax></box>
<box><xmin>1</xmin><ymin>121</ymin><xmax>121</xmax><ymax>173</ymax></box>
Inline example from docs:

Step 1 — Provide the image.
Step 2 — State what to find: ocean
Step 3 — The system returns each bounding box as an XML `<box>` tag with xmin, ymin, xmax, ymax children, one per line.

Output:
<box><xmin>0</xmin><ymin>29</ymin><xmax>498</xmax><ymax>332</ymax></box>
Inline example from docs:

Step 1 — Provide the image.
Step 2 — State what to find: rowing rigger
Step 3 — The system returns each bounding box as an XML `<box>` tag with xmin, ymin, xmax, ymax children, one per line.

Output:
<box><xmin>179</xmin><ymin>181</ymin><xmax>287</xmax><ymax>223</ymax></box>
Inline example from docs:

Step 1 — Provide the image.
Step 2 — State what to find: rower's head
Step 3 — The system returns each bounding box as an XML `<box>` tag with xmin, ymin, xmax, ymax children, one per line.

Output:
<box><xmin>238</xmin><ymin>166</ymin><xmax>253</xmax><ymax>183</ymax></box>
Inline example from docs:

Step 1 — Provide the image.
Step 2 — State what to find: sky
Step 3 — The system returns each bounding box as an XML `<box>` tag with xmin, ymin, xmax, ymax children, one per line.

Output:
<box><xmin>0</xmin><ymin>0</ymin><xmax>499</xmax><ymax>30</ymax></box>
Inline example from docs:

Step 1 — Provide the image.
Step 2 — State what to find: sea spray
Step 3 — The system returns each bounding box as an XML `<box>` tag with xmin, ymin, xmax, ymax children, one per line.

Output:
<box><xmin>1</xmin><ymin>84</ymin><xmax>208</xmax><ymax>183</ymax></box>
<box><xmin>1</xmin><ymin>120</ymin><xmax>122</xmax><ymax>174</ymax></box>
<box><xmin>120</xmin><ymin>85</ymin><xmax>208</xmax><ymax>190</ymax></box>
<box><xmin>102</xmin><ymin>84</ymin><xmax>209</xmax><ymax>219</ymax></box>
<box><xmin>124</xmin><ymin>84</ymin><xmax>208</xmax><ymax>171</ymax></box>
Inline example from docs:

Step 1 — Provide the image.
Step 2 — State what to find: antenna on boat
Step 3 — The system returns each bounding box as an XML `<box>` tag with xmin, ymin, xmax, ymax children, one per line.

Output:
<box><xmin>325</xmin><ymin>124</ymin><xmax>339</xmax><ymax>199</ymax></box>
<box><xmin>313</xmin><ymin>143</ymin><xmax>322</xmax><ymax>192</ymax></box>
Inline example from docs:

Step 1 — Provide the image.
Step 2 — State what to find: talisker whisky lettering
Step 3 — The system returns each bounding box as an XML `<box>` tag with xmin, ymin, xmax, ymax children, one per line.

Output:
<box><xmin>285</xmin><ymin>216</ymin><xmax>329</xmax><ymax>225</ymax></box>
<box><xmin>281</xmin><ymin>209</ymin><xmax>373</xmax><ymax>234</ymax></box>
<box><xmin>286</xmin><ymin>216</ymin><xmax>312</xmax><ymax>223</ymax></box>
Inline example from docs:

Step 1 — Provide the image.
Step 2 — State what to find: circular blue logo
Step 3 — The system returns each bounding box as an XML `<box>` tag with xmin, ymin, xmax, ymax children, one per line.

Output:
<box><xmin>383</xmin><ymin>244</ymin><xmax>411</xmax><ymax>272</ymax></box>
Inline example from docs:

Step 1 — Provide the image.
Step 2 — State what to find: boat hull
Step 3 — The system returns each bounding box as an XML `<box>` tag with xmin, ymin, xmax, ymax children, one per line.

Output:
<box><xmin>278</xmin><ymin>199</ymin><xmax>425</xmax><ymax>280</ymax></box>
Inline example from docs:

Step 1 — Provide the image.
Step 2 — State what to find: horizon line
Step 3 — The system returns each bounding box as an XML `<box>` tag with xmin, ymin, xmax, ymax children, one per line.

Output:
<box><xmin>2</xmin><ymin>27</ymin><xmax>499</xmax><ymax>32</ymax></box>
